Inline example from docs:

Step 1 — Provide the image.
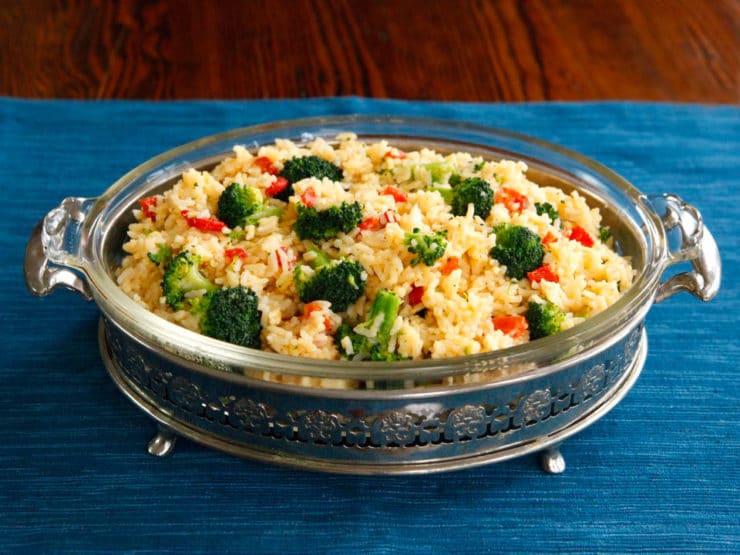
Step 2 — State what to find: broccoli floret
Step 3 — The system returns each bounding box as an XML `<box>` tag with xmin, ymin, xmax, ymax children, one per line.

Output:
<box><xmin>335</xmin><ymin>289</ymin><xmax>403</xmax><ymax>361</ymax></box>
<box><xmin>276</xmin><ymin>156</ymin><xmax>344</xmax><ymax>202</ymax></box>
<box><xmin>147</xmin><ymin>243</ymin><xmax>172</xmax><ymax>266</ymax></box>
<box><xmin>599</xmin><ymin>226</ymin><xmax>612</xmax><ymax>243</ymax></box>
<box><xmin>162</xmin><ymin>251</ymin><xmax>216</xmax><ymax>310</ymax></box>
<box><xmin>526</xmin><ymin>299</ymin><xmax>566</xmax><ymax>340</ymax></box>
<box><xmin>293</xmin><ymin>201</ymin><xmax>363</xmax><ymax>241</ymax></box>
<box><xmin>535</xmin><ymin>202</ymin><xmax>559</xmax><ymax>224</ymax></box>
<box><xmin>218</xmin><ymin>183</ymin><xmax>283</xmax><ymax>228</ymax></box>
<box><xmin>293</xmin><ymin>249</ymin><xmax>366</xmax><ymax>311</ymax></box>
<box><xmin>404</xmin><ymin>228</ymin><xmax>448</xmax><ymax>267</ymax></box>
<box><xmin>193</xmin><ymin>286</ymin><xmax>262</xmax><ymax>349</ymax></box>
<box><xmin>423</xmin><ymin>162</ymin><xmax>455</xmax><ymax>184</ymax></box>
<box><xmin>489</xmin><ymin>224</ymin><xmax>544</xmax><ymax>279</ymax></box>
<box><xmin>435</xmin><ymin>177</ymin><xmax>493</xmax><ymax>219</ymax></box>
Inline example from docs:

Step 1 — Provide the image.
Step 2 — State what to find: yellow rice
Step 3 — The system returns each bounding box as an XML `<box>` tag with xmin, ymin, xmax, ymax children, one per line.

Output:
<box><xmin>116</xmin><ymin>134</ymin><xmax>634</xmax><ymax>360</ymax></box>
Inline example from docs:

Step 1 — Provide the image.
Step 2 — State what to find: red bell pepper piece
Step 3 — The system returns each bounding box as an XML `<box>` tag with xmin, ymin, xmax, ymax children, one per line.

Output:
<box><xmin>265</xmin><ymin>176</ymin><xmax>290</xmax><ymax>197</ymax></box>
<box><xmin>385</xmin><ymin>149</ymin><xmax>406</xmax><ymax>159</ymax></box>
<box><xmin>224</xmin><ymin>247</ymin><xmax>248</xmax><ymax>262</ymax></box>
<box><xmin>382</xmin><ymin>186</ymin><xmax>408</xmax><ymax>203</ymax></box>
<box><xmin>527</xmin><ymin>264</ymin><xmax>559</xmax><ymax>283</ymax></box>
<box><xmin>302</xmin><ymin>301</ymin><xmax>332</xmax><ymax>331</ymax></box>
<box><xmin>568</xmin><ymin>226</ymin><xmax>594</xmax><ymax>247</ymax></box>
<box><xmin>301</xmin><ymin>187</ymin><xmax>318</xmax><ymax>207</ymax></box>
<box><xmin>359</xmin><ymin>216</ymin><xmax>381</xmax><ymax>231</ymax></box>
<box><xmin>542</xmin><ymin>232</ymin><xmax>557</xmax><ymax>245</ymax></box>
<box><xmin>139</xmin><ymin>196</ymin><xmax>158</xmax><ymax>222</ymax></box>
<box><xmin>181</xmin><ymin>210</ymin><xmax>226</xmax><ymax>232</ymax></box>
<box><xmin>440</xmin><ymin>257</ymin><xmax>460</xmax><ymax>276</ymax></box>
<box><xmin>254</xmin><ymin>156</ymin><xmax>279</xmax><ymax>175</ymax></box>
<box><xmin>495</xmin><ymin>187</ymin><xmax>529</xmax><ymax>213</ymax></box>
<box><xmin>408</xmin><ymin>285</ymin><xmax>424</xmax><ymax>306</ymax></box>
<box><xmin>493</xmin><ymin>315</ymin><xmax>528</xmax><ymax>338</ymax></box>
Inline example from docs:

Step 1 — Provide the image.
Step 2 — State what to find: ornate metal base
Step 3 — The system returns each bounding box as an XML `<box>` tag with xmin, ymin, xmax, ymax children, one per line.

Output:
<box><xmin>100</xmin><ymin>320</ymin><xmax>646</xmax><ymax>475</ymax></box>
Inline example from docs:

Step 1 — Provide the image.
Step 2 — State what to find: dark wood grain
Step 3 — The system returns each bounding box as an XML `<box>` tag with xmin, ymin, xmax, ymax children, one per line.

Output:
<box><xmin>1</xmin><ymin>0</ymin><xmax>738</xmax><ymax>102</ymax></box>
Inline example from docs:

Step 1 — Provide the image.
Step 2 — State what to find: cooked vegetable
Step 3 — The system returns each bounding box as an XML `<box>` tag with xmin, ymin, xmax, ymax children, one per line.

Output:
<box><xmin>293</xmin><ymin>249</ymin><xmax>366</xmax><ymax>312</ymax></box>
<box><xmin>490</xmin><ymin>224</ymin><xmax>545</xmax><ymax>279</ymax></box>
<box><xmin>495</xmin><ymin>187</ymin><xmax>529</xmax><ymax>213</ymax></box>
<box><xmin>224</xmin><ymin>247</ymin><xmax>248</xmax><ymax>263</ymax></box>
<box><xmin>493</xmin><ymin>315</ymin><xmax>529</xmax><ymax>339</ymax></box>
<box><xmin>382</xmin><ymin>186</ymin><xmax>408</xmax><ymax>202</ymax></box>
<box><xmin>527</xmin><ymin>264</ymin><xmax>559</xmax><ymax>283</ymax></box>
<box><xmin>276</xmin><ymin>155</ymin><xmax>344</xmax><ymax>201</ymax></box>
<box><xmin>293</xmin><ymin>201</ymin><xmax>363</xmax><ymax>241</ymax></box>
<box><xmin>535</xmin><ymin>202</ymin><xmax>559</xmax><ymax>224</ymax></box>
<box><xmin>253</xmin><ymin>156</ymin><xmax>278</xmax><ymax>175</ymax></box>
<box><xmin>265</xmin><ymin>176</ymin><xmax>290</xmax><ymax>198</ymax></box>
<box><xmin>568</xmin><ymin>225</ymin><xmax>595</xmax><ymax>247</ymax></box>
<box><xmin>404</xmin><ymin>228</ymin><xmax>448</xmax><ymax>266</ymax></box>
<box><xmin>193</xmin><ymin>286</ymin><xmax>262</xmax><ymax>349</ymax></box>
<box><xmin>599</xmin><ymin>226</ymin><xmax>612</xmax><ymax>243</ymax></box>
<box><xmin>525</xmin><ymin>299</ymin><xmax>566</xmax><ymax>340</ymax></box>
<box><xmin>139</xmin><ymin>196</ymin><xmax>158</xmax><ymax>222</ymax></box>
<box><xmin>217</xmin><ymin>183</ymin><xmax>282</xmax><ymax>228</ymax></box>
<box><xmin>147</xmin><ymin>243</ymin><xmax>172</xmax><ymax>266</ymax></box>
<box><xmin>435</xmin><ymin>177</ymin><xmax>494</xmax><ymax>219</ymax></box>
<box><xmin>162</xmin><ymin>251</ymin><xmax>216</xmax><ymax>310</ymax></box>
<box><xmin>423</xmin><ymin>161</ymin><xmax>455</xmax><ymax>184</ymax></box>
<box><xmin>181</xmin><ymin>210</ymin><xmax>227</xmax><ymax>232</ymax></box>
<box><xmin>335</xmin><ymin>289</ymin><xmax>402</xmax><ymax>361</ymax></box>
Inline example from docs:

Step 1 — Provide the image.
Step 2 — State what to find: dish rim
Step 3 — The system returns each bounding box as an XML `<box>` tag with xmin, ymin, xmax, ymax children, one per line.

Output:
<box><xmin>63</xmin><ymin>115</ymin><xmax>668</xmax><ymax>383</ymax></box>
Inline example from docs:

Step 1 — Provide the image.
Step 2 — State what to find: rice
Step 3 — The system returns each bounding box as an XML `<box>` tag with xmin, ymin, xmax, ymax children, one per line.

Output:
<box><xmin>116</xmin><ymin>134</ymin><xmax>634</xmax><ymax>361</ymax></box>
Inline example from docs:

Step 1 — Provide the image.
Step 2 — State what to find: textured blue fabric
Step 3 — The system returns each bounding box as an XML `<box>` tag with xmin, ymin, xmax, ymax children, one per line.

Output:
<box><xmin>1</xmin><ymin>98</ymin><xmax>738</xmax><ymax>554</ymax></box>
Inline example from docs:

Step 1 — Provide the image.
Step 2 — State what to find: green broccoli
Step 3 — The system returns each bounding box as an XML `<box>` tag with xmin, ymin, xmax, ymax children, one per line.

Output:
<box><xmin>293</xmin><ymin>249</ymin><xmax>366</xmax><ymax>312</ymax></box>
<box><xmin>489</xmin><ymin>224</ymin><xmax>545</xmax><ymax>279</ymax></box>
<box><xmin>162</xmin><ymin>251</ymin><xmax>216</xmax><ymax>310</ymax></box>
<box><xmin>535</xmin><ymin>202</ymin><xmax>559</xmax><ymax>224</ymax></box>
<box><xmin>423</xmin><ymin>161</ymin><xmax>455</xmax><ymax>184</ymax></box>
<box><xmin>293</xmin><ymin>201</ymin><xmax>363</xmax><ymax>241</ymax></box>
<box><xmin>599</xmin><ymin>226</ymin><xmax>612</xmax><ymax>243</ymax></box>
<box><xmin>192</xmin><ymin>286</ymin><xmax>262</xmax><ymax>349</ymax></box>
<box><xmin>404</xmin><ymin>227</ymin><xmax>448</xmax><ymax>266</ymax></box>
<box><xmin>276</xmin><ymin>155</ymin><xmax>344</xmax><ymax>202</ymax></box>
<box><xmin>217</xmin><ymin>182</ymin><xmax>282</xmax><ymax>228</ymax></box>
<box><xmin>147</xmin><ymin>243</ymin><xmax>172</xmax><ymax>266</ymax></box>
<box><xmin>335</xmin><ymin>289</ymin><xmax>403</xmax><ymax>361</ymax></box>
<box><xmin>525</xmin><ymin>299</ymin><xmax>566</xmax><ymax>340</ymax></box>
<box><xmin>435</xmin><ymin>177</ymin><xmax>493</xmax><ymax>219</ymax></box>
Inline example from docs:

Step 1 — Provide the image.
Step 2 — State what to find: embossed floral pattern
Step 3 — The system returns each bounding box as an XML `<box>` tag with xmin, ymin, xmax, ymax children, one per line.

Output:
<box><xmin>522</xmin><ymin>390</ymin><xmax>552</xmax><ymax>422</ymax></box>
<box><xmin>581</xmin><ymin>364</ymin><xmax>606</xmax><ymax>397</ymax></box>
<box><xmin>447</xmin><ymin>405</ymin><xmax>487</xmax><ymax>439</ymax></box>
<box><xmin>298</xmin><ymin>410</ymin><xmax>341</xmax><ymax>443</ymax></box>
<box><xmin>110</xmin><ymin>325</ymin><xmax>641</xmax><ymax>450</ymax></box>
<box><xmin>231</xmin><ymin>398</ymin><xmax>271</xmax><ymax>433</ymax></box>
<box><xmin>375</xmin><ymin>411</ymin><xmax>417</xmax><ymax>445</ymax></box>
<box><xmin>168</xmin><ymin>376</ymin><xmax>204</xmax><ymax>413</ymax></box>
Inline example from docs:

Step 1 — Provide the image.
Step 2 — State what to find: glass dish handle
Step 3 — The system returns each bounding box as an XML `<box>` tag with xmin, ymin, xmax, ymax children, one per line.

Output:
<box><xmin>24</xmin><ymin>197</ymin><xmax>97</xmax><ymax>300</ymax></box>
<box><xmin>647</xmin><ymin>193</ymin><xmax>721</xmax><ymax>303</ymax></box>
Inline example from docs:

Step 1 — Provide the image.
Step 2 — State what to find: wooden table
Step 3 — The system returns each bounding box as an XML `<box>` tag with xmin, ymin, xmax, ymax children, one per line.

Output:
<box><xmin>1</xmin><ymin>0</ymin><xmax>737</xmax><ymax>102</ymax></box>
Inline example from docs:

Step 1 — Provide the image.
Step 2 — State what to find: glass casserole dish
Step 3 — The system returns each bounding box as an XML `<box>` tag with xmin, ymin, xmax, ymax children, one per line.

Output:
<box><xmin>24</xmin><ymin>116</ymin><xmax>721</xmax><ymax>474</ymax></box>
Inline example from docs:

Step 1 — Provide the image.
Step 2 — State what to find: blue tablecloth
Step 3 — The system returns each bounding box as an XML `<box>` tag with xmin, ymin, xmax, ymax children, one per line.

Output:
<box><xmin>2</xmin><ymin>98</ymin><xmax>738</xmax><ymax>553</ymax></box>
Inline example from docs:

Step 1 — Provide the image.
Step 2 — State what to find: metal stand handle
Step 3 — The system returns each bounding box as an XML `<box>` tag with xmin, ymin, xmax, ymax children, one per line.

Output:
<box><xmin>24</xmin><ymin>197</ymin><xmax>97</xmax><ymax>300</ymax></box>
<box><xmin>648</xmin><ymin>194</ymin><xmax>721</xmax><ymax>303</ymax></box>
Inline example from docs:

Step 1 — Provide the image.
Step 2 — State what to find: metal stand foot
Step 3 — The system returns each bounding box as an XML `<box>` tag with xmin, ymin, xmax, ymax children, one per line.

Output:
<box><xmin>147</xmin><ymin>426</ymin><xmax>178</xmax><ymax>457</ymax></box>
<box><xmin>539</xmin><ymin>445</ymin><xmax>566</xmax><ymax>474</ymax></box>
